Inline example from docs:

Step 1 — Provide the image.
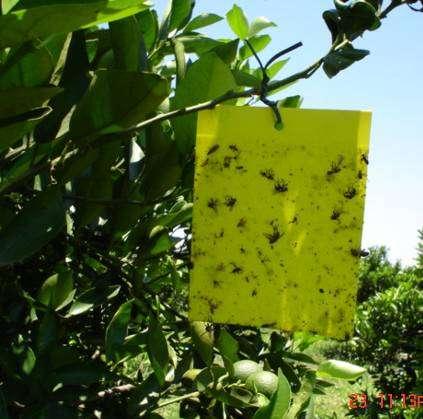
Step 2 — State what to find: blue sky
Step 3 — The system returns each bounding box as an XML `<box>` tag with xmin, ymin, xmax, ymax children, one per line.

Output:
<box><xmin>155</xmin><ymin>0</ymin><xmax>422</xmax><ymax>265</ymax></box>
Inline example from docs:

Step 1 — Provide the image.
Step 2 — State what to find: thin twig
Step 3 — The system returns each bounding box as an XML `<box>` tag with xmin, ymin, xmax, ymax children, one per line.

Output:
<box><xmin>0</xmin><ymin>0</ymin><xmax>406</xmax><ymax>195</ymax></box>
<box><xmin>245</xmin><ymin>39</ymin><xmax>267</xmax><ymax>81</ymax></box>
<box><xmin>63</xmin><ymin>189</ymin><xmax>188</xmax><ymax>207</ymax></box>
<box><xmin>265</xmin><ymin>41</ymin><xmax>303</xmax><ymax>69</ymax></box>
<box><xmin>151</xmin><ymin>391</ymin><xmax>200</xmax><ymax>411</ymax></box>
<box><xmin>117</xmin><ymin>61</ymin><xmax>320</xmax><ymax>136</ymax></box>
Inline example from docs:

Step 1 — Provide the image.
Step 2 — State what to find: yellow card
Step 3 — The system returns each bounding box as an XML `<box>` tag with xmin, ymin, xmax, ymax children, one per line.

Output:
<box><xmin>189</xmin><ymin>105</ymin><xmax>371</xmax><ymax>339</ymax></box>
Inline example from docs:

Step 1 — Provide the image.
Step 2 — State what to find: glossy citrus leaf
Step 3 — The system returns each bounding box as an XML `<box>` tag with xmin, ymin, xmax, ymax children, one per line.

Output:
<box><xmin>66</xmin><ymin>285</ymin><xmax>121</xmax><ymax>317</ymax></box>
<box><xmin>105</xmin><ymin>300</ymin><xmax>133</xmax><ymax>362</ymax></box>
<box><xmin>147</xmin><ymin>316</ymin><xmax>169</xmax><ymax>385</ymax></box>
<box><xmin>253</xmin><ymin>370</ymin><xmax>291</xmax><ymax>419</ymax></box>
<box><xmin>0</xmin><ymin>107</ymin><xmax>52</xmax><ymax>153</ymax></box>
<box><xmin>317</xmin><ymin>360</ymin><xmax>366</xmax><ymax>380</ymax></box>
<box><xmin>0</xmin><ymin>86</ymin><xmax>61</xmax><ymax>118</ymax></box>
<box><xmin>0</xmin><ymin>0</ymin><xmax>151</xmax><ymax>49</ymax></box>
<box><xmin>248</xmin><ymin>17</ymin><xmax>276</xmax><ymax>37</ymax></box>
<box><xmin>171</xmin><ymin>52</ymin><xmax>237</xmax><ymax>154</ymax></box>
<box><xmin>37</xmin><ymin>267</ymin><xmax>74</xmax><ymax>310</ymax></box>
<box><xmin>226</xmin><ymin>4</ymin><xmax>249</xmax><ymax>39</ymax></box>
<box><xmin>185</xmin><ymin>13</ymin><xmax>223</xmax><ymax>32</ymax></box>
<box><xmin>69</xmin><ymin>69</ymin><xmax>169</xmax><ymax>140</ymax></box>
<box><xmin>0</xmin><ymin>186</ymin><xmax>65</xmax><ymax>266</ymax></box>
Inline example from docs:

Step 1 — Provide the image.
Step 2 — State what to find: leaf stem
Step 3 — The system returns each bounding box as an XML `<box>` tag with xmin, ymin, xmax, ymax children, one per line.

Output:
<box><xmin>152</xmin><ymin>390</ymin><xmax>200</xmax><ymax>411</ymax></box>
<box><xmin>0</xmin><ymin>0</ymin><xmax>407</xmax><ymax>195</ymax></box>
<box><xmin>265</xmin><ymin>41</ymin><xmax>303</xmax><ymax>69</ymax></box>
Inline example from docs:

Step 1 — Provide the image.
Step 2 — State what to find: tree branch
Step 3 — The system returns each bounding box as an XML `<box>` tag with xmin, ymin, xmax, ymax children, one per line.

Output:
<box><xmin>111</xmin><ymin>0</ymin><xmax>403</xmax><ymax>137</ymax></box>
<box><xmin>151</xmin><ymin>391</ymin><xmax>200</xmax><ymax>411</ymax></box>
<box><xmin>112</xmin><ymin>59</ymin><xmax>323</xmax><ymax>137</ymax></box>
<box><xmin>0</xmin><ymin>0</ymin><xmax>408</xmax><ymax>196</ymax></box>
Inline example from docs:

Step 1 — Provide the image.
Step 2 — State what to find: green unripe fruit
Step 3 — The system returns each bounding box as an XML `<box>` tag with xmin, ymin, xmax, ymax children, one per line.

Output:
<box><xmin>232</xmin><ymin>360</ymin><xmax>262</xmax><ymax>382</ymax></box>
<box><xmin>245</xmin><ymin>370</ymin><xmax>279</xmax><ymax>398</ymax></box>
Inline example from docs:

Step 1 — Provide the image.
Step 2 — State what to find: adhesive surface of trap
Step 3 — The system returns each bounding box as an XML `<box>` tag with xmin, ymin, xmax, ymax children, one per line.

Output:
<box><xmin>189</xmin><ymin>105</ymin><xmax>372</xmax><ymax>339</ymax></box>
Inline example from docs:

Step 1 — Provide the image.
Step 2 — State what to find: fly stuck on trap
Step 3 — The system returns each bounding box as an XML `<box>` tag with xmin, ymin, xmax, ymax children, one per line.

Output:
<box><xmin>189</xmin><ymin>105</ymin><xmax>372</xmax><ymax>339</ymax></box>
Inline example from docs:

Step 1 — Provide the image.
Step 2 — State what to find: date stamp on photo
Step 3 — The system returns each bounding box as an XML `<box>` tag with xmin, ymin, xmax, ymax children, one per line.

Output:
<box><xmin>348</xmin><ymin>393</ymin><xmax>423</xmax><ymax>410</ymax></box>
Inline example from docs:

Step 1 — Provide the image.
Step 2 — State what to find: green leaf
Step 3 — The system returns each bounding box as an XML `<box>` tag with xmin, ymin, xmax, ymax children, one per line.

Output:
<box><xmin>69</xmin><ymin>69</ymin><xmax>169</xmax><ymax>140</ymax></box>
<box><xmin>21</xmin><ymin>347</ymin><xmax>36</xmax><ymax>375</ymax></box>
<box><xmin>174</xmin><ymin>37</ymin><xmax>240</xmax><ymax>64</ymax></box>
<box><xmin>185</xmin><ymin>13</ymin><xmax>223</xmax><ymax>32</ymax></box>
<box><xmin>105</xmin><ymin>300</ymin><xmax>133</xmax><ymax>362</ymax></box>
<box><xmin>173</xmin><ymin>35</ymin><xmax>220</xmax><ymax>55</ymax></box>
<box><xmin>153</xmin><ymin>200</ymin><xmax>193</xmax><ymax>229</ymax></box>
<box><xmin>338</xmin><ymin>0</ymin><xmax>381</xmax><ymax>35</ymax></box>
<box><xmin>293</xmin><ymin>331</ymin><xmax>325</xmax><ymax>351</ymax></box>
<box><xmin>37</xmin><ymin>310</ymin><xmax>58</xmax><ymax>352</ymax></box>
<box><xmin>0</xmin><ymin>35</ymin><xmax>67</xmax><ymax>89</ymax></box>
<box><xmin>226</xmin><ymin>4</ymin><xmax>249</xmax><ymax>40</ymax></box>
<box><xmin>232</xmin><ymin>69</ymin><xmax>260</xmax><ymax>88</ymax></box>
<box><xmin>168</xmin><ymin>0</ymin><xmax>195</xmax><ymax>33</ymax></box>
<box><xmin>37</xmin><ymin>267</ymin><xmax>74</xmax><ymax>311</ymax></box>
<box><xmin>172</xmin><ymin>52</ymin><xmax>237</xmax><ymax>154</ymax></box>
<box><xmin>217</xmin><ymin>329</ymin><xmax>239</xmax><ymax>364</ymax></box>
<box><xmin>295</xmin><ymin>395</ymin><xmax>315</xmax><ymax>418</ymax></box>
<box><xmin>239</xmin><ymin>34</ymin><xmax>271</xmax><ymax>60</ymax></box>
<box><xmin>254</xmin><ymin>370</ymin><xmax>291</xmax><ymax>419</ymax></box>
<box><xmin>266</xmin><ymin>59</ymin><xmax>289</xmax><ymax>79</ymax></box>
<box><xmin>34</xmin><ymin>31</ymin><xmax>91</xmax><ymax>143</ymax></box>
<box><xmin>210</xmin><ymin>387</ymin><xmax>253</xmax><ymax>409</ymax></box>
<box><xmin>73</xmin><ymin>142</ymin><xmax>117</xmax><ymax>228</ymax></box>
<box><xmin>2</xmin><ymin>0</ymin><xmax>19</xmax><ymax>14</ymax></box>
<box><xmin>146</xmin><ymin>316</ymin><xmax>169</xmax><ymax>385</ymax></box>
<box><xmin>110</xmin><ymin>16</ymin><xmax>142</xmax><ymax>71</ymax></box>
<box><xmin>138</xmin><ymin>9</ymin><xmax>159</xmax><ymax>51</ymax></box>
<box><xmin>173</xmin><ymin>38</ymin><xmax>186</xmax><ymax>81</ymax></box>
<box><xmin>0</xmin><ymin>86</ymin><xmax>61</xmax><ymax>118</ymax></box>
<box><xmin>323</xmin><ymin>9</ymin><xmax>341</xmax><ymax>43</ymax></box>
<box><xmin>148</xmin><ymin>232</ymin><xmax>174</xmax><ymax>256</ymax></box>
<box><xmin>323</xmin><ymin>43</ymin><xmax>369</xmax><ymax>78</ymax></box>
<box><xmin>249</xmin><ymin>17</ymin><xmax>276</xmax><ymax>37</ymax></box>
<box><xmin>250</xmin><ymin>59</ymin><xmax>288</xmax><ymax>82</ymax></box>
<box><xmin>0</xmin><ymin>107</ymin><xmax>52</xmax><ymax>153</ymax></box>
<box><xmin>66</xmin><ymin>285</ymin><xmax>121</xmax><ymax>317</ymax></box>
<box><xmin>141</xmin><ymin>141</ymin><xmax>182</xmax><ymax>201</ymax></box>
<box><xmin>0</xmin><ymin>142</ymin><xmax>52</xmax><ymax>193</ymax></box>
<box><xmin>0</xmin><ymin>0</ymin><xmax>151</xmax><ymax>50</ymax></box>
<box><xmin>190</xmin><ymin>321</ymin><xmax>214</xmax><ymax>366</ymax></box>
<box><xmin>0</xmin><ymin>186</ymin><xmax>65</xmax><ymax>266</ymax></box>
<box><xmin>280</xmin><ymin>350</ymin><xmax>316</xmax><ymax>364</ymax></box>
<box><xmin>209</xmin><ymin>39</ymin><xmax>239</xmax><ymax>64</ymax></box>
<box><xmin>278</xmin><ymin>95</ymin><xmax>303</xmax><ymax>109</ymax></box>
<box><xmin>117</xmin><ymin>333</ymin><xmax>147</xmax><ymax>361</ymax></box>
<box><xmin>317</xmin><ymin>360</ymin><xmax>366</xmax><ymax>380</ymax></box>
<box><xmin>55</xmin><ymin>148</ymin><xmax>99</xmax><ymax>183</ymax></box>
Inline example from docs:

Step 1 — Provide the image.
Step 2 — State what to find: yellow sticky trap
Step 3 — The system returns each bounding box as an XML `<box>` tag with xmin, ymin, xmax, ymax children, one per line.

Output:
<box><xmin>189</xmin><ymin>105</ymin><xmax>371</xmax><ymax>339</ymax></box>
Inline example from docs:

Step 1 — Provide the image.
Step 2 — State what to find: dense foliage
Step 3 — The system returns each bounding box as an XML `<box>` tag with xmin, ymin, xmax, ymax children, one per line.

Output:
<box><xmin>0</xmin><ymin>0</ymin><xmax>419</xmax><ymax>418</ymax></box>
<box><xmin>326</xmin><ymin>245</ymin><xmax>422</xmax><ymax>416</ymax></box>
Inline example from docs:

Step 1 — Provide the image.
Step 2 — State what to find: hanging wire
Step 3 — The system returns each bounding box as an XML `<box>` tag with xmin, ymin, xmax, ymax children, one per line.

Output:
<box><xmin>245</xmin><ymin>40</ymin><xmax>303</xmax><ymax>129</ymax></box>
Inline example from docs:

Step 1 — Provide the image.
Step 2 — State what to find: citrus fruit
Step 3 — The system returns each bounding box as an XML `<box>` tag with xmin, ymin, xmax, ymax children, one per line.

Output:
<box><xmin>245</xmin><ymin>370</ymin><xmax>278</xmax><ymax>398</ymax></box>
<box><xmin>232</xmin><ymin>360</ymin><xmax>262</xmax><ymax>382</ymax></box>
